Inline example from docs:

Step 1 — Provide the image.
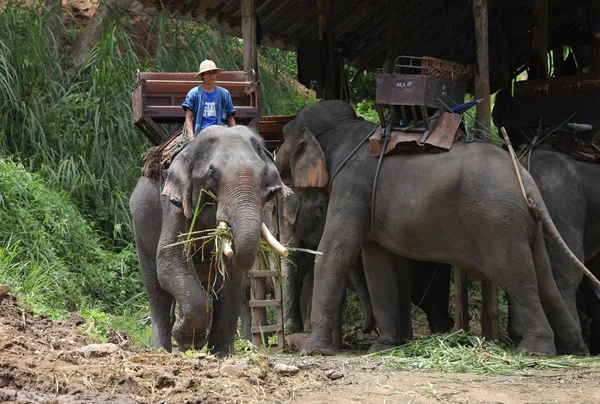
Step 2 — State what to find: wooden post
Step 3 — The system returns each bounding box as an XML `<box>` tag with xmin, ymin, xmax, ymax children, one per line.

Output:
<box><xmin>316</xmin><ymin>0</ymin><xmax>339</xmax><ymax>100</ymax></box>
<box><xmin>241</xmin><ymin>0</ymin><xmax>257</xmax><ymax>81</ymax></box>
<box><xmin>532</xmin><ymin>0</ymin><xmax>548</xmax><ymax>74</ymax></box>
<box><xmin>593</xmin><ymin>0</ymin><xmax>600</xmax><ymax>72</ymax></box>
<box><xmin>481</xmin><ymin>280</ymin><xmax>500</xmax><ymax>340</ymax></box>
<box><xmin>383</xmin><ymin>0</ymin><xmax>403</xmax><ymax>74</ymax></box>
<box><xmin>453</xmin><ymin>268</ymin><xmax>470</xmax><ymax>332</ymax></box>
<box><xmin>500</xmin><ymin>28</ymin><xmax>512</xmax><ymax>93</ymax></box>
<box><xmin>552</xmin><ymin>44</ymin><xmax>564</xmax><ymax>77</ymax></box>
<box><xmin>472</xmin><ymin>0</ymin><xmax>491</xmax><ymax>132</ymax></box>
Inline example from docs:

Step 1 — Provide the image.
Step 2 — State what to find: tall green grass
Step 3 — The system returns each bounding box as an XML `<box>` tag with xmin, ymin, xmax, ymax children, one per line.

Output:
<box><xmin>0</xmin><ymin>2</ymin><xmax>312</xmax><ymax>247</ymax></box>
<box><xmin>0</xmin><ymin>157</ymin><xmax>143</xmax><ymax>315</ymax></box>
<box><xmin>0</xmin><ymin>2</ymin><xmax>313</xmax><ymax>344</ymax></box>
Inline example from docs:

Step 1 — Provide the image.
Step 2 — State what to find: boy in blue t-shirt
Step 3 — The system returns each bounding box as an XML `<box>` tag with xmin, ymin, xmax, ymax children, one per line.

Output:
<box><xmin>182</xmin><ymin>60</ymin><xmax>236</xmax><ymax>141</ymax></box>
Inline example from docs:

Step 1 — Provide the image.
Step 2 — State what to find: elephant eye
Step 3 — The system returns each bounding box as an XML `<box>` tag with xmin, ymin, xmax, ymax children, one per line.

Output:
<box><xmin>207</xmin><ymin>167</ymin><xmax>216</xmax><ymax>179</ymax></box>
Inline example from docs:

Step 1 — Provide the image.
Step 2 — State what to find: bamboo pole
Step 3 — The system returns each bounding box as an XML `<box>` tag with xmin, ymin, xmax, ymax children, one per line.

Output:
<box><xmin>472</xmin><ymin>0</ymin><xmax>499</xmax><ymax>340</ymax></box>
<box><xmin>593</xmin><ymin>0</ymin><xmax>600</xmax><ymax>72</ymax></box>
<box><xmin>472</xmin><ymin>0</ymin><xmax>491</xmax><ymax>132</ymax></box>
<box><xmin>241</xmin><ymin>0</ymin><xmax>257</xmax><ymax>81</ymax></box>
<box><xmin>532</xmin><ymin>0</ymin><xmax>548</xmax><ymax>75</ymax></box>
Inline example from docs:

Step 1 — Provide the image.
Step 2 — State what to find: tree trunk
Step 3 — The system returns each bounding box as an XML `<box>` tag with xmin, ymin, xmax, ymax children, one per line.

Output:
<box><xmin>69</xmin><ymin>1</ymin><xmax>115</xmax><ymax>72</ymax></box>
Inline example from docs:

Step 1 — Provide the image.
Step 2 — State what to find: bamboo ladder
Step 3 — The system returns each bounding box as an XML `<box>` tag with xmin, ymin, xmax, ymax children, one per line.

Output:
<box><xmin>249</xmin><ymin>198</ymin><xmax>285</xmax><ymax>352</ymax></box>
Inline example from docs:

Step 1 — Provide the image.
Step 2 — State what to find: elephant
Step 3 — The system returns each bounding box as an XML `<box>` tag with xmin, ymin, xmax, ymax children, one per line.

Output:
<box><xmin>277</xmin><ymin>185</ymin><xmax>452</xmax><ymax>338</ymax></box>
<box><xmin>520</xmin><ymin>143</ymin><xmax>600</xmax><ymax>353</ymax></box>
<box><xmin>129</xmin><ymin>125</ymin><xmax>287</xmax><ymax>357</ymax></box>
<box><xmin>578</xmin><ymin>255</ymin><xmax>600</xmax><ymax>354</ymax></box>
<box><xmin>278</xmin><ymin>100</ymin><xmax>596</xmax><ymax>357</ymax></box>
<box><xmin>278</xmin><ymin>186</ymin><xmax>375</xmax><ymax>336</ymax></box>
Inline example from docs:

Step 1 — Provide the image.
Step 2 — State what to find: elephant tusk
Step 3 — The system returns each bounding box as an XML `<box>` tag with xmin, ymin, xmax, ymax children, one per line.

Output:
<box><xmin>261</xmin><ymin>223</ymin><xmax>289</xmax><ymax>257</ymax></box>
<box><xmin>218</xmin><ymin>221</ymin><xmax>234</xmax><ymax>259</ymax></box>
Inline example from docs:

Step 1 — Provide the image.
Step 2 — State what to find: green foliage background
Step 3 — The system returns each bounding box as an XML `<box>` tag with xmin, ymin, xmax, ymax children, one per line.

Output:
<box><xmin>0</xmin><ymin>1</ymin><xmax>314</xmax><ymax>344</ymax></box>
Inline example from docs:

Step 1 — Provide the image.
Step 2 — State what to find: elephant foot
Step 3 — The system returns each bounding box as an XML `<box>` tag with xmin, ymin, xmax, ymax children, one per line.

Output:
<box><xmin>172</xmin><ymin>323</ymin><xmax>207</xmax><ymax>352</ymax></box>
<box><xmin>299</xmin><ymin>336</ymin><xmax>336</xmax><ymax>356</ymax></box>
<box><xmin>555</xmin><ymin>337</ymin><xmax>589</xmax><ymax>356</ymax></box>
<box><xmin>589</xmin><ymin>336</ymin><xmax>600</xmax><ymax>356</ymax></box>
<box><xmin>516</xmin><ymin>337</ymin><xmax>556</xmax><ymax>357</ymax></box>
<box><xmin>367</xmin><ymin>339</ymin><xmax>407</xmax><ymax>354</ymax></box>
<box><xmin>209</xmin><ymin>345</ymin><xmax>235</xmax><ymax>358</ymax></box>
<box><xmin>361</xmin><ymin>314</ymin><xmax>376</xmax><ymax>334</ymax></box>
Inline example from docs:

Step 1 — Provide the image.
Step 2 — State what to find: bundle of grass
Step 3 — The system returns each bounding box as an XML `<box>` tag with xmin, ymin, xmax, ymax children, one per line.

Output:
<box><xmin>370</xmin><ymin>330</ymin><xmax>600</xmax><ymax>375</ymax></box>
<box><xmin>165</xmin><ymin>190</ymin><xmax>321</xmax><ymax>296</ymax></box>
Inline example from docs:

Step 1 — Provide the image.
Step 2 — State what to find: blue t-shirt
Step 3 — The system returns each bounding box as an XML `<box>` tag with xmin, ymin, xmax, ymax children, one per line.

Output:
<box><xmin>181</xmin><ymin>85</ymin><xmax>236</xmax><ymax>137</ymax></box>
<box><xmin>200</xmin><ymin>90</ymin><xmax>218</xmax><ymax>130</ymax></box>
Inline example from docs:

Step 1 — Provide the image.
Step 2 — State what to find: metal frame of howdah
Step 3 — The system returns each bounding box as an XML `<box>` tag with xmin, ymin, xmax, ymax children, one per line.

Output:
<box><xmin>124</xmin><ymin>0</ymin><xmax>600</xmax><ymax>349</ymax></box>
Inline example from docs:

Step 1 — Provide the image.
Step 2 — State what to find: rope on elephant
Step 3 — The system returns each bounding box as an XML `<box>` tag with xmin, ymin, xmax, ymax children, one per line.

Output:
<box><xmin>500</xmin><ymin>126</ymin><xmax>532</xmax><ymax>212</ymax></box>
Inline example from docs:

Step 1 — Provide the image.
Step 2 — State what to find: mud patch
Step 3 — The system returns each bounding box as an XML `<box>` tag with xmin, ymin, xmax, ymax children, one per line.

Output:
<box><xmin>2</xmin><ymin>294</ymin><xmax>600</xmax><ymax>403</ymax></box>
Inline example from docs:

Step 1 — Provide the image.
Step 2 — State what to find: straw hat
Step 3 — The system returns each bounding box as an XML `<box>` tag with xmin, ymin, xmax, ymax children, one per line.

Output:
<box><xmin>197</xmin><ymin>60</ymin><xmax>222</xmax><ymax>75</ymax></box>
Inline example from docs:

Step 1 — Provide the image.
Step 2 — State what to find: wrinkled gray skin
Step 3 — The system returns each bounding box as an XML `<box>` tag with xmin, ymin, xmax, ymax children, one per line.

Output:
<box><xmin>278</xmin><ymin>187</ymin><xmax>375</xmax><ymax>334</ymax></box>
<box><xmin>579</xmin><ymin>256</ymin><xmax>600</xmax><ymax>354</ymax></box>
<box><xmin>278</xmin><ymin>186</ymin><xmax>452</xmax><ymax>336</ymax></box>
<box><xmin>129</xmin><ymin>126</ymin><xmax>284</xmax><ymax>357</ymax></box>
<box><xmin>280</xmin><ymin>100</ymin><xmax>590</xmax><ymax>357</ymax></box>
<box><xmin>521</xmin><ymin>144</ymin><xmax>600</xmax><ymax>353</ymax></box>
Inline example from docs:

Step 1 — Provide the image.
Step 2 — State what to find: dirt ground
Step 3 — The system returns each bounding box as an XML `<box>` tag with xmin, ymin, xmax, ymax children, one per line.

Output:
<box><xmin>1</xmin><ymin>293</ymin><xmax>600</xmax><ymax>404</ymax></box>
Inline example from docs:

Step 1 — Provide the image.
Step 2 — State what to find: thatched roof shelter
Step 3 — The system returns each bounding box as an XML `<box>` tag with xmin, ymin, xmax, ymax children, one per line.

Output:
<box><xmin>112</xmin><ymin>0</ymin><xmax>594</xmax><ymax>93</ymax></box>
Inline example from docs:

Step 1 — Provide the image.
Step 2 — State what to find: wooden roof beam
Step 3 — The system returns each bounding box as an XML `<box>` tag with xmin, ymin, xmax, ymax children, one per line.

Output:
<box><xmin>532</xmin><ymin>0</ymin><xmax>548</xmax><ymax>74</ymax></box>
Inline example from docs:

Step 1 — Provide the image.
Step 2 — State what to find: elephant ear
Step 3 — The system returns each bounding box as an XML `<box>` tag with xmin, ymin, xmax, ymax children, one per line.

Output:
<box><xmin>290</xmin><ymin>126</ymin><xmax>329</xmax><ymax>188</ymax></box>
<box><xmin>282</xmin><ymin>192</ymin><xmax>300</xmax><ymax>226</ymax></box>
<box><xmin>161</xmin><ymin>154</ymin><xmax>194</xmax><ymax>219</ymax></box>
<box><xmin>261</xmin><ymin>146</ymin><xmax>293</xmax><ymax>201</ymax></box>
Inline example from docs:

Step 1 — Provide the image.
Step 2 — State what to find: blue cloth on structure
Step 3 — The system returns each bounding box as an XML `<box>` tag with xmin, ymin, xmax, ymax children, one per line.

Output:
<box><xmin>181</xmin><ymin>85</ymin><xmax>236</xmax><ymax>136</ymax></box>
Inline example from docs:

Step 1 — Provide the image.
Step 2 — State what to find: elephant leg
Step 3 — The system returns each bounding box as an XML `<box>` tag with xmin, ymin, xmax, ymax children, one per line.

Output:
<box><xmin>348</xmin><ymin>256</ymin><xmax>376</xmax><ymax>334</ymax></box>
<box><xmin>208</xmin><ymin>264</ymin><xmax>246</xmax><ymax>358</ymax></box>
<box><xmin>157</xmin><ymin>259</ymin><xmax>209</xmax><ymax>352</ymax></box>
<box><xmin>582</xmin><ymin>255</ymin><xmax>600</xmax><ymax>354</ymax></box>
<box><xmin>135</xmin><ymin>237</ymin><xmax>174</xmax><ymax>352</ymax></box>
<box><xmin>531</xmin><ymin>229</ymin><xmax>588</xmax><ymax>355</ymax></box>
<box><xmin>477</xmin><ymin>240</ymin><xmax>556</xmax><ymax>356</ymax></box>
<box><xmin>300</xmin><ymin>268</ymin><xmax>313</xmax><ymax>331</ymax></box>
<box><xmin>239</xmin><ymin>273</ymin><xmax>252</xmax><ymax>341</ymax></box>
<box><xmin>506</xmin><ymin>294</ymin><xmax>522</xmax><ymax>345</ymax></box>
<box><xmin>300</xmin><ymin>204</ymin><xmax>368</xmax><ymax>356</ymax></box>
<box><xmin>410</xmin><ymin>261</ymin><xmax>452</xmax><ymax>334</ymax></box>
<box><xmin>362</xmin><ymin>243</ymin><xmax>405</xmax><ymax>353</ymax></box>
<box><xmin>544</xmin><ymin>231</ymin><xmax>584</xmax><ymax>336</ymax></box>
<box><xmin>283</xmin><ymin>252</ymin><xmax>304</xmax><ymax>334</ymax></box>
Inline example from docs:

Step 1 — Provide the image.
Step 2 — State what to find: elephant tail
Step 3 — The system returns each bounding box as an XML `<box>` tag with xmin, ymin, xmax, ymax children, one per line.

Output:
<box><xmin>528</xmin><ymin>190</ymin><xmax>600</xmax><ymax>291</ymax></box>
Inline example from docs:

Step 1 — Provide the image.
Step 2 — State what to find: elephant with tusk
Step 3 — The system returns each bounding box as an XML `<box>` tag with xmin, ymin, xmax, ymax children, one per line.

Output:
<box><xmin>279</xmin><ymin>100</ymin><xmax>598</xmax><ymax>357</ymax></box>
<box><xmin>130</xmin><ymin>125</ymin><xmax>287</xmax><ymax>357</ymax></box>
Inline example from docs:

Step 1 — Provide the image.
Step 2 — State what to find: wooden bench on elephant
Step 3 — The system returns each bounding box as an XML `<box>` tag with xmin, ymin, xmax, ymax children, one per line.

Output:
<box><xmin>132</xmin><ymin>70</ymin><xmax>261</xmax><ymax>145</ymax></box>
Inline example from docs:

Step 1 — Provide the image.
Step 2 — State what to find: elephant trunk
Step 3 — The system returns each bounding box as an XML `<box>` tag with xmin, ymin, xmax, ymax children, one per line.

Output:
<box><xmin>218</xmin><ymin>173</ymin><xmax>262</xmax><ymax>270</ymax></box>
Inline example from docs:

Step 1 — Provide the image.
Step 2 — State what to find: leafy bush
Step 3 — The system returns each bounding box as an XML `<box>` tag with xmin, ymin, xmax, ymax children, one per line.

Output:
<box><xmin>0</xmin><ymin>2</ymin><xmax>313</xmax><ymax>247</ymax></box>
<box><xmin>0</xmin><ymin>157</ymin><xmax>142</xmax><ymax>316</ymax></box>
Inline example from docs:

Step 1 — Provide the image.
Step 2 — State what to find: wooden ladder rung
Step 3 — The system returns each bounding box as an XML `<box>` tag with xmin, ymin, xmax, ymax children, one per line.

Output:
<box><xmin>251</xmin><ymin>324</ymin><xmax>282</xmax><ymax>333</ymax></box>
<box><xmin>249</xmin><ymin>299</ymin><xmax>281</xmax><ymax>307</ymax></box>
<box><xmin>249</xmin><ymin>270</ymin><xmax>279</xmax><ymax>277</ymax></box>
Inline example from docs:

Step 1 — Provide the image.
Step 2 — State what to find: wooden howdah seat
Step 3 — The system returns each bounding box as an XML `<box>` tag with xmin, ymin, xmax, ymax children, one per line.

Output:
<box><xmin>132</xmin><ymin>70</ymin><xmax>261</xmax><ymax>145</ymax></box>
<box><xmin>370</xmin><ymin>56</ymin><xmax>469</xmax><ymax>156</ymax></box>
<box><xmin>132</xmin><ymin>69</ymin><xmax>294</xmax><ymax>153</ymax></box>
